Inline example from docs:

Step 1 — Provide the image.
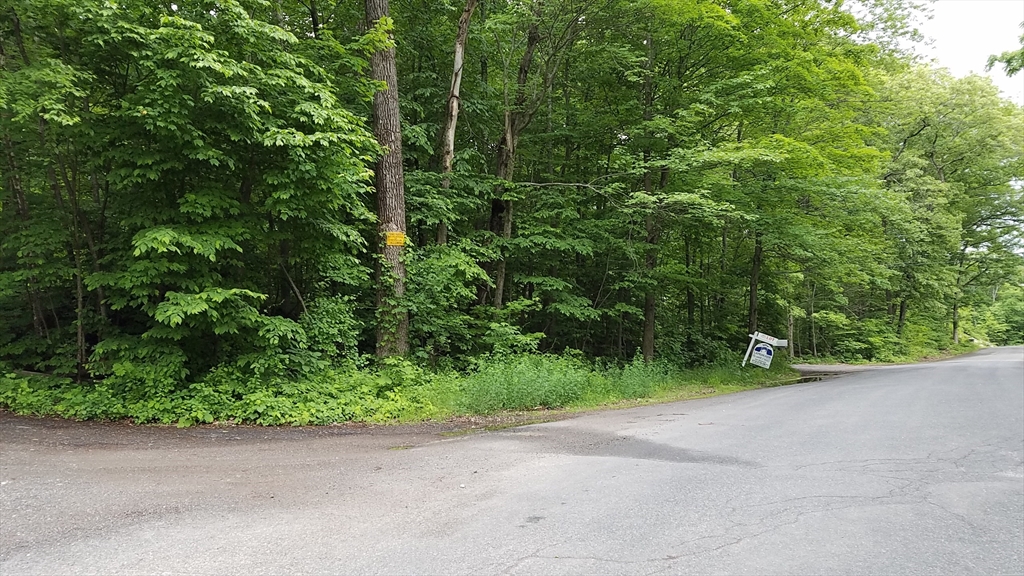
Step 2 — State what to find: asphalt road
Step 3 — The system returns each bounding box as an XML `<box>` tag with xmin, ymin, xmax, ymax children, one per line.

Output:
<box><xmin>2</xmin><ymin>347</ymin><xmax>1022</xmax><ymax>576</ymax></box>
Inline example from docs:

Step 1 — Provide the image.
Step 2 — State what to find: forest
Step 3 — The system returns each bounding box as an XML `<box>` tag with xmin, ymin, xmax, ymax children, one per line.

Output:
<box><xmin>2</xmin><ymin>0</ymin><xmax>1023</xmax><ymax>424</ymax></box>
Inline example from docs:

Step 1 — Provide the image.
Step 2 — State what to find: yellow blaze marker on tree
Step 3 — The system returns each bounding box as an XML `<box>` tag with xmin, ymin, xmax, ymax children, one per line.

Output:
<box><xmin>385</xmin><ymin>231</ymin><xmax>406</xmax><ymax>246</ymax></box>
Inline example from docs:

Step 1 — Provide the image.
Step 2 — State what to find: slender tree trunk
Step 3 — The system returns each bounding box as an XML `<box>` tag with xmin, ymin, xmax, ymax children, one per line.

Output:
<box><xmin>491</xmin><ymin>129</ymin><xmax>515</xmax><ymax>309</ymax></box>
<box><xmin>618</xmin><ymin>313</ymin><xmax>624</xmax><ymax>358</ymax></box>
<box><xmin>747</xmin><ymin>232</ymin><xmax>762</xmax><ymax>334</ymax></box>
<box><xmin>66</xmin><ymin>181</ymin><xmax>87</xmax><ymax>383</ymax></box>
<box><xmin>437</xmin><ymin>0</ymin><xmax>478</xmax><ymax>244</ymax></box>
<box><xmin>73</xmin><ymin>247</ymin><xmax>86</xmax><ymax>382</ymax></box>
<box><xmin>640</xmin><ymin>31</ymin><xmax>657</xmax><ymax>363</ymax></box>
<box><xmin>492</xmin><ymin>200</ymin><xmax>512</xmax><ymax>308</ymax></box>
<box><xmin>809</xmin><ymin>282</ymin><xmax>817</xmax><ymax>357</ymax></box>
<box><xmin>9</xmin><ymin>8</ymin><xmax>30</xmax><ymax>65</ymax></box>
<box><xmin>366</xmin><ymin>0</ymin><xmax>409</xmax><ymax>357</ymax></box>
<box><xmin>309</xmin><ymin>0</ymin><xmax>320</xmax><ymax>38</ymax></box>
<box><xmin>3</xmin><ymin>130</ymin><xmax>47</xmax><ymax>338</ymax></box>
<box><xmin>715</xmin><ymin>223</ymin><xmax>727</xmax><ymax>327</ymax></box>
<box><xmin>490</xmin><ymin>12</ymin><xmax>540</xmax><ymax>309</ymax></box>
<box><xmin>685</xmin><ymin>235</ymin><xmax>695</xmax><ymax>330</ymax></box>
<box><xmin>788</xmin><ymin>312</ymin><xmax>794</xmax><ymax>357</ymax></box>
<box><xmin>952</xmin><ymin>300</ymin><xmax>960</xmax><ymax>344</ymax></box>
<box><xmin>642</xmin><ymin>211</ymin><xmax>658</xmax><ymax>362</ymax></box>
<box><xmin>479</xmin><ymin>0</ymin><xmax>488</xmax><ymax>83</ymax></box>
<box><xmin>46</xmin><ymin>160</ymin><xmax>87</xmax><ymax>380</ymax></box>
<box><xmin>55</xmin><ymin>150</ymin><xmax>107</xmax><ymax>321</ymax></box>
<box><xmin>279</xmin><ymin>261</ymin><xmax>308</xmax><ymax>316</ymax></box>
<box><xmin>897</xmin><ymin>298</ymin><xmax>908</xmax><ymax>336</ymax></box>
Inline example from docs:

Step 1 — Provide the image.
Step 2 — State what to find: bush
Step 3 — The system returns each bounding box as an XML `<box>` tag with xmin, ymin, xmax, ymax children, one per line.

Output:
<box><xmin>0</xmin><ymin>359</ymin><xmax>445</xmax><ymax>426</ymax></box>
<box><xmin>457</xmin><ymin>355</ymin><xmax>598</xmax><ymax>413</ymax></box>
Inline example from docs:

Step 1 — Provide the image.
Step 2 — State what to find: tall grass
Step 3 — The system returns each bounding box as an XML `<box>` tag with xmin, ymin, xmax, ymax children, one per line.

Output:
<box><xmin>448</xmin><ymin>354</ymin><xmax>793</xmax><ymax>414</ymax></box>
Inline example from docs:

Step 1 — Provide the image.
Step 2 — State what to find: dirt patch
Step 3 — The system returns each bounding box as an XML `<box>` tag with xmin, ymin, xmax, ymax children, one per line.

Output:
<box><xmin>0</xmin><ymin>408</ymin><xmax>577</xmax><ymax>450</ymax></box>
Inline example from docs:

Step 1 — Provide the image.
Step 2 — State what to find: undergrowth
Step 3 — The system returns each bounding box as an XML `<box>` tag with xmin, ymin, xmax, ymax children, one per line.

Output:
<box><xmin>0</xmin><ymin>354</ymin><xmax>796</xmax><ymax>427</ymax></box>
<box><xmin>792</xmin><ymin>340</ymin><xmax>980</xmax><ymax>365</ymax></box>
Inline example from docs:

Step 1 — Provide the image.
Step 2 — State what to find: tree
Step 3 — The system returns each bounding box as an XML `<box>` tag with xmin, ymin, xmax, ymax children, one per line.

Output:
<box><xmin>436</xmin><ymin>0</ymin><xmax>479</xmax><ymax>245</ymax></box>
<box><xmin>366</xmin><ymin>0</ymin><xmax>410</xmax><ymax>356</ymax></box>
<box><xmin>1</xmin><ymin>0</ymin><xmax>377</xmax><ymax>383</ymax></box>
<box><xmin>988</xmin><ymin>23</ymin><xmax>1024</xmax><ymax>77</ymax></box>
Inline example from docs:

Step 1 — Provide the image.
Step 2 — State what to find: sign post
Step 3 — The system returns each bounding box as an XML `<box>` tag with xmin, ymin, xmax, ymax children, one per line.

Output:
<box><xmin>741</xmin><ymin>331</ymin><xmax>788</xmax><ymax>368</ymax></box>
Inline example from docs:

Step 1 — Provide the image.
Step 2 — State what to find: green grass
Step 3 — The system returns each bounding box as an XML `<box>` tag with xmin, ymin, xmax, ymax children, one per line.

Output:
<box><xmin>0</xmin><ymin>354</ymin><xmax>798</xmax><ymax>427</ymax></box>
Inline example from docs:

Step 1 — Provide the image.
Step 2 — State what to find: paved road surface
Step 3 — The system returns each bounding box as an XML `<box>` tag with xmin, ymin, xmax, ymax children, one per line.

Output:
<box><xmin>2</xmin><ymin>347</ymin><xmax>1022</xmax><ymax>575</ymax></box>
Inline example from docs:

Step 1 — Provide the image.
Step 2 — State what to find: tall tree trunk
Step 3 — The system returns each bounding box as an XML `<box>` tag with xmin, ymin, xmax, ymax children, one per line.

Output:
<box><xmin>685</xmin><ymin>235</ymin><xmax>694</xmax><ymax>329</ymax></box>
<box><xmin>436</xmin><ymin>0</ymin><xmax>478</xmax><ymax>244</ymax></box>
<box><xmin>490</xmin><ymin>129</ymin><xmax>515</xmax><ymax>309</ymax></box>
<box><xmin>45</xmin><ymin>159</ymin><xmax>87</xmax><ymax>381</ymax></box>
<box><xmin>952</xmin><ymin>300</ymin><xmax>960</xmax><ymax>344</ymax></box>
<box><xmin>309</xmin><ymin>0</ymin><xmax>320</xmax><ymax>38</ymax></box>
<box><xmin>491</xmin><ymin>200</ymin><xmax>512</xmax><ymax>308</ymax></box>
<box><xmin>3</xmin><ymin>130</ymin><xmax>47</xmax><ymax>338</ymax></box>
<box><xmin>809</xmin><ymin>281</ymin><xmax>817</xmax><ymax>357</ymax></box>
<box><xmin>715</xmin><ymin>223</ymin><xmax>727</xmax><ymax>327</ymax></box>
<box><xmin>747</xmin><ymin>232</ymin><xmax>762</xmax><ymax>334</ymax></box>
<box><xmin>897</xmin><ymin>298</ymin><xmax>908</xmax><ymax>336</ymax></box>
<box><xmin>640</xmin><ymin>31</ymin><xmax>657</xmax><ymax>363</ymax></box>
<box><xmin>642</xmin><ymin>211</ymin><xmax>658</xmax><ymax>362</ymax></box>
<box><xmin>55</xmin><ymin>149</ymin><xmax>107</xmax><ymax>321</ymax></box>
<box><xmin>366</xmin><ymin>0</ymin><xmax>409</xmax><ymax>357</ymax></box>
<box><xmin>479</xmin><ymin>0</ymin><xmax>488</xmax><ymax>83</ymax></box>
<box><xmin>72</xmin><ymin>243</ymin><xmax>86</xmax><ymax>382</ymax></box>
<box><xmin>490</xmin><ymin>12</ymin><xmax>540</xmax><ymax>309</ymax></box>
<box><xmin>787</xmin><ymin>312</ymin><xmax>794</xmax><ymax>357</ymax></box>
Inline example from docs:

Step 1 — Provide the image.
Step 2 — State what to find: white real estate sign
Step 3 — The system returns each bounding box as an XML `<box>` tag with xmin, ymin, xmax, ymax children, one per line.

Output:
<box><xmin>750</xmin><ymin>343</ymin><xmax>774</xmax><ymax>369</ymax></box>
<box><xmin>741</xmin><ymin>331</ymin><xmax>787</xmax><ymax>368</ymax></box>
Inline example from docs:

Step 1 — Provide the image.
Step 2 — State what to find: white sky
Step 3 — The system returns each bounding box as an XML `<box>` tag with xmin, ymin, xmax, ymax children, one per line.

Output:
<box><xmin>915</xmin><ymin>0</ymin><xmax>1024</xmax><ymax>104</ymax></box>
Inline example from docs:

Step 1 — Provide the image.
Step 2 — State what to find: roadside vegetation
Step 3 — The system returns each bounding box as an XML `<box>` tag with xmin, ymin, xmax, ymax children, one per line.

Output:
<box><xmin>1</xmin><ymin>0</ymin><xmax>1021</xmax><ymax>426</ymax></box>
<box><xmin>1</xmin><ymin>354</ymin><xmax>794</xmax><ymax>426</ymax></box>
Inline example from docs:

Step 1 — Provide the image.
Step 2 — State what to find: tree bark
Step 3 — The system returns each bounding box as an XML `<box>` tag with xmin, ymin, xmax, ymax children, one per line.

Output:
<box><xmin>897</xmin><ymin>298</ymin><xmax>908</xmax><ymax>336</ymax></box>
<box><xmin>366</xmin><ymin>0</ymin><xmax>409</xmax><ymax>357</ymax></box>
<box><xmin>436</xmin><ymin>0</ymin><xmax>478</xmax><ymax>244</ymax></box>
<box><xmin>642</xmin><ymin>211</ymin><xmax>658</xmax><ymax>362</ymax></box>
<box><xmin>479</xmin><ymin>0</ymin><xmax>488</xmax><ymax>83</ymax></box>
<box><xmin>309</xmin><ymin>0</ymin><xmax>320</xmax><ymax>38</ymax></box>
<box><xmin>787</xmin><ymin>312</ymin><xmax>794</xmax><ymax>357</ymax></box>
<box><xmin>809</xmin><ymin>281</ymin><xmax>817</xmax><ymax>357</ymax></box>
<box><xmin>640</xmin><ymin>31</ymin><xmax>657</xmax><ymax>363</ymax></box>
<box><xmin>490</xmin><ymin>10</ymin><xmax>541</xmax><ymax>309</ymax></box>
<box><xmin>685</xmin><ymin>235</ymin><xmax>695</xmax><ymax>329</ymax></box>
<box><xmin>715</xmin><ymin>223</ymin><xmax>727</xmax><ymax>327</ymax></box>
<box><xmin>747</xmin><ymin>232</ymin><xmax>762</xmax><ymax>334</ymax></box>
<box><xmin>952</xmin><ymin>300</ymin><xmax>960</xmax><ymax>344</ymax></box>
<box><xmin>492</xmin><ymin>204</ymin><xmax>513</xmax><ymax>308</ymax></box>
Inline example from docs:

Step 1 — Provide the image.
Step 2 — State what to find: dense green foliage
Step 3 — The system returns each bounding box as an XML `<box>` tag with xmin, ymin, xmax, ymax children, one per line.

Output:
<box><xmin>2</xmin><ymin>0</ymin><xmax>1022</xmax><ymax>424</ymax></box>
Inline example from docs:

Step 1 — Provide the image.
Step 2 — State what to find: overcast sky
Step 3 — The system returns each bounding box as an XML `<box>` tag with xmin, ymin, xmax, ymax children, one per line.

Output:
<box><xmin>914</xmin><ymin>0</ymin><xmax>1024</xmax><ymax>104</ymax></box>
